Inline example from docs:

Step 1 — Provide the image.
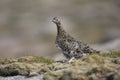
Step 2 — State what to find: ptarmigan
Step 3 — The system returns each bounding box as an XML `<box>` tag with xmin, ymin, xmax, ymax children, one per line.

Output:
<box><xmin>52</xmin><ymin>17</ymin><xmax>100</xmax><ymax>63</ymax></box>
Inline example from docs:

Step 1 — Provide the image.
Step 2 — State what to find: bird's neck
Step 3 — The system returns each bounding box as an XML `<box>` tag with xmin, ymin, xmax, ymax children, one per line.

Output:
<box><xmin>56</xmin><ymin>23</ymin><xmax>66</xmax><ymax>36</ymax></box>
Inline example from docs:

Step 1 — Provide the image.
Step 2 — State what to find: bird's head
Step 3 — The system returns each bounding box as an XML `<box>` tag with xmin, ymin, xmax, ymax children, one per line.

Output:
<box><xmin>52</xmin><ymin>17</ymin><xmax>61</xmax><ymax>25</ymax></box>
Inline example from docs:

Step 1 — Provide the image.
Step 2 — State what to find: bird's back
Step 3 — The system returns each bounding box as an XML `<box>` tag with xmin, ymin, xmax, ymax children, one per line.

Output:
<box><xmin>56</xmin><ymin>34</ymin><xmax>84</xmax><ymax>59</ymax></box>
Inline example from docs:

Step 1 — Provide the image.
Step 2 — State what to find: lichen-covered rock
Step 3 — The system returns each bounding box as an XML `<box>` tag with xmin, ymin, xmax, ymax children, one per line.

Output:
<box><xmin>44</xmin><ymin>51</ymin><xmax>120</xmax><ymax>80</ymax></box>
<box><xmin>0</xmin><ymin>56</ymin><xmax>54</xmax><ymax>76</ymax></box>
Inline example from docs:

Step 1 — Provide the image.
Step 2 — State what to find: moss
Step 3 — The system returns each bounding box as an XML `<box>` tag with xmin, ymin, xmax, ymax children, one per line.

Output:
<box><xmin>100</xmin><ymin>50</ymin><xmax>120</xmax><ymax>57</ymax></box>
<box><xmin>0</xmin><ymin>62</ymin><xmax>44</xmax><ymax>76</ymax></box>
<box><xmin>0</xmin><ymin>58</ymin><xmax>16</xmax><ymax>65</ymax></box>
<box><xmin>44</xmin><ymin>51</ymin><xmax>120</xmax><ymax>80</ymax></box>
<box><xmin>86</xmin><ymin>54</ymin><xmax>105</xmax><ymax>64</ymax></box>
<box><xmin>18</xmin><ymin>56</ymin><xmax>54</xmax><ymax>64</ymax></box>
<box><xmin>0</xmin><ymin>62</ymin><xmax>27</xmax><ymax>76</ymax></box>
<box><xmin>87</xmin><ymin>67</ymin><xmax>98</xmax><ymax>75</ymax></box>
<box><xmin>111</xmin><ymin>58</ymin><xmax>120</xmax><ymax>64</ymax></box>
<box><xmin>0</xmin><ymin>52</ymin><xmax>120</xmax><ymax>79</ymax></box>
<box><xmin>0</xmin><ymin>56</ymin><xmax>54</xmax><ymax>76</ymax></box>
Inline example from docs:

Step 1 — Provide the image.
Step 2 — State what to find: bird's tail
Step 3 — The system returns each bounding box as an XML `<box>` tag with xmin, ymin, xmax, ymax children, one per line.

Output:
<box><xmin>82</xmin><ymin>45</ymin><xmax>100</xmax><ymax>54</ymax></box>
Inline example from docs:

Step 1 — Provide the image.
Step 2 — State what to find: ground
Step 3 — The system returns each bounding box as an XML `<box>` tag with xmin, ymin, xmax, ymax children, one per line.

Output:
<box><xmin>0</xmin><ymin>51</ymin><xmax>120</xmax><ymax>80</ymax></box>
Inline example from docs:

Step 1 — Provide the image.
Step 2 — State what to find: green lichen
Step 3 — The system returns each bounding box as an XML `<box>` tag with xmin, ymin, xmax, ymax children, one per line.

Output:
<box><xmin>0</xmin><ymin>62</ymin><xmax>28</xmax><ymax>76</ymax></box>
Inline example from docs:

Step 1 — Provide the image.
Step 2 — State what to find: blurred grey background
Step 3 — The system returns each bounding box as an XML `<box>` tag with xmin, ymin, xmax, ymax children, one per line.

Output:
<box><xmin>0</xmin><ymin>0</ymin><xmax>120</xmax><ymax>58</ymax></box>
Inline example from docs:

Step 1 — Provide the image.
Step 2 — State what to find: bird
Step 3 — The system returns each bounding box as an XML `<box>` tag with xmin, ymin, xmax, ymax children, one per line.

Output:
<box><xmin>52</xmin><ymin>17</ymin><xmax>100</xmax><ymax>63</ymax></box>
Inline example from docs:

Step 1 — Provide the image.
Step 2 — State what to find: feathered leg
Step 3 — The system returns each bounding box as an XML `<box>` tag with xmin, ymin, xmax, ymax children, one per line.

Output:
<box><xmin>67</xmin><ymin>57</ymin><xmax>75</xmax><ymax>64</ymax></box>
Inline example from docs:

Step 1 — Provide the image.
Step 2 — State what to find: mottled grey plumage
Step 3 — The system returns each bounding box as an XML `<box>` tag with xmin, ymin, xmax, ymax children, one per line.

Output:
<box><xmin>52</xmin><ymin>17</ymin><xmax>100</xmax><ymax>63</ymax></box>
